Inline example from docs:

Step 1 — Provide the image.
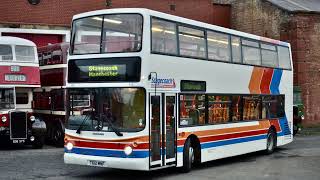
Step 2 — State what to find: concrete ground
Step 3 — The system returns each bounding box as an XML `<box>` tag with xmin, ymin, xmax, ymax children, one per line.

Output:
<box><xmin>0</xmin><ymin>134</ymin><xmax>319</xmax><ymax>180</ymax></box>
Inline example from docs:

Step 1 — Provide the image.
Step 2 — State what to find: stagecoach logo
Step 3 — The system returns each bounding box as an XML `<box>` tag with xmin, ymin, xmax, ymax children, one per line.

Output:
<box><xmin>151</xmin><ymin>78</ymin><xmax>176</xmax><ymax>88</ymax></box>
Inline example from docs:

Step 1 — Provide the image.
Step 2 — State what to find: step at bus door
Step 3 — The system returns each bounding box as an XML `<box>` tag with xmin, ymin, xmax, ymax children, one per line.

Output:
<box><xmin>150</xmin><ymin>93</ymin><xmax>176</xmax><ymax>168</ymax></box>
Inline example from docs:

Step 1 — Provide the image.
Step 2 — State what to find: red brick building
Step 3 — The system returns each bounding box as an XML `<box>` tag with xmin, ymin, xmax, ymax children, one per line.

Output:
<box><xmin>0</xmin><ymin>0</ymin><xmax>230</xmax><ymax>46</ymax></box>
<box><xmin>214</xmin><ymin>0</ymin><xmax>320</xmax><ymax>126</ymax></box>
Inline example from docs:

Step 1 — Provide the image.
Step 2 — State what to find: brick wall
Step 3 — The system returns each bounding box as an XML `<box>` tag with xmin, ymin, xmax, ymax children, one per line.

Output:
<box><xmin>291</xmin><ymin>13</ymin><xmax>320</xmax><ymax>126</ymax></box>
<box><xmin>0</xmin><ymin>0</ymin><xmax>230</xmax><ymax>28</ymax></box>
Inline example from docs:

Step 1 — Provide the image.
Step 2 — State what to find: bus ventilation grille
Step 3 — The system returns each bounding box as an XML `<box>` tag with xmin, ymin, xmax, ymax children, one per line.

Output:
<box><xmin>282</xmin><ymin>121</ymin><xmax>291</xmax><ymax>135</ymax></box>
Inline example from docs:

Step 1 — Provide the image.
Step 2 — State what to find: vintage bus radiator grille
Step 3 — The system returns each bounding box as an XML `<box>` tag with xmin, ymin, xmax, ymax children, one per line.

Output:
<box><xmin>10</xmin><ymin>112</ymin><xmax>27</xmax><ymax>139</ymax></box>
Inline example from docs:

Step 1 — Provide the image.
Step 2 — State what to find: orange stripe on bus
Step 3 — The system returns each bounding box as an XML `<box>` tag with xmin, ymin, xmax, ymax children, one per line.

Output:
<box><xmin>249</xmin><ymin>67</ymin><xmax>264</xmax><ymax>94</ymax></box>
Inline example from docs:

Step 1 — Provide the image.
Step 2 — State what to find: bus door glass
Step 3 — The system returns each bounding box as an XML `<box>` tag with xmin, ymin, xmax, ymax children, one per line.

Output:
<box><xmin>150</xmin><ymin>93</ymin><xmax>176</xmax><ymax>167</ymax></box>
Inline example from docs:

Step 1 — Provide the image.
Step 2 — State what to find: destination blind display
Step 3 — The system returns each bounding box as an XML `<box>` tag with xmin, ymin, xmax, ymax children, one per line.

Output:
<box><xmin>181</xmin><ymin>80</ymin><xmax>206</xmax><ymax>92</ymax></box>
<box><xmin>87</xmin><ymin>65</ymin><xmax>126</xmax><ymax>78</ymax></box>
<box><xmin>68</xmin><ymin>57</ymin><xmax>141</xmax><ymax>82</ymax></box>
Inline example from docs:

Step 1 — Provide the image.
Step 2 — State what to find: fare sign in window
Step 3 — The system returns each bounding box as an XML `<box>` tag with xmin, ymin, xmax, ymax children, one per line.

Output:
<box><xmin>68</xmin><ymin>57</ymin><xmax>141</xmax><ymax>82</ymax></box>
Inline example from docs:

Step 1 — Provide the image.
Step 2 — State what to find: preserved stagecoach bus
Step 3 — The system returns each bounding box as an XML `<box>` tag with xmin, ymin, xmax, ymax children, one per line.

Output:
<box><xmin>0</xmin><ymin>36</ymin><xmax>46</xmax><ymax>148</ymax></box>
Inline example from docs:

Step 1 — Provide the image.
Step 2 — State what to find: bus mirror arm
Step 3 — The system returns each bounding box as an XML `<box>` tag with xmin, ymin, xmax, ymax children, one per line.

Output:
<box><xmin>149</xmin><ymin>72</ymin><xmax>157</xmax><ymax>96</ymax></box>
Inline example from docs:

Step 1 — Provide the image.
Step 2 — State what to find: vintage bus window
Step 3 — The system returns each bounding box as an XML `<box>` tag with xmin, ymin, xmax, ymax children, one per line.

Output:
<box><xmin>180</xmin><ymin>94</ymin><xmax>206</xmax><ymax>126</ymax></box>
<box><xmin>51</xmin><ymin>89</ymin><xmax>65</xmax><ymax>110</ymax></box>
<box><xmin>278</xmin><ymin>46</ymin><xmax>291</xmax><ymax>69</ymax></box>
<box><xmin>72</xmin><ymin>15</ymin><xmax>103</xmax><ymax>54</ymax></box>
<box><xmin>102</xmin><ymin>14</ymin><xmax>142</xmax><ymax>53</ymax></box>
<box><xmin>231</xmin><ymin>36</ymin><xmax>241</xmax><ymax>63</ymax></box>
<box><xmin>231</xmin><ymin>95</ymin><xmax>242</xmax><ymax>121</ymax></box>
<box><xmin>0</xmin><ymin>88</ymin><xmax>15</xmax><ymax>110</ymax></box>
<box><xmin>207</xmin><ymin>31</ymin><xmax>230</xmax><ymax>62</ymax></box>
<box><xmin>243</xmin><ymin>95</ymin><xmax>261</xmax><ymax>120</ymax></box>
<box><xmin>50</xmin><ymin>50</ymin><xmax>62</xmax><ymax>64</ymax></box>
<box><xmin>242</xmin><ymin>39</ymin><xmax>261</xmax><ymax>65</ymax></box>
<box><xmin>38</xmin><ymin>53</ymin><xmax>43</xmax><ymax>65</ymax></box>
<box><xmin>261</xmin><ymin>43</ymin><xmax>277</xmax><ymax>67</ymax></box>
<box><xmin>0</xmin><ymin>44</ymin><xmax>13</xmax><ymax>61</ymax></box>
<box><xmin>16</xmin><ymin>93</ymin><xmax>29</xmax><ymax>104</ymax></box>
<box><xmin>15</xmin><ymin>45</ymin><xmax>36</xmax><ymax>62</ymax></box>
<box><xmin>208</xmin><ymin>95</ymin><xmax>230</xmax><ymax>124</ymax></box>
<box><xmin>178</xmin><ymin>26</ymin><xmax>206</xmax><ymax>58</ymax></box>
<box><xmin>151</xmin><ymin>18</ymin><xmax>177</xmax><ymax>55</ymax></box>
<box><xmin>67</xmin><ymin>88</ymin><xmax>145</xmax><ymax>132</ymax></box>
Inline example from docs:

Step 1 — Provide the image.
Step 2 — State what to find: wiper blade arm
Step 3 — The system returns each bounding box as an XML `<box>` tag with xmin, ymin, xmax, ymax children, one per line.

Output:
<box><xmin>101</xmin><ymin>114</ymin><xmax>123</xmax><ymax>136</ymax></box>
<box><xmin>76</xmin><ymin>115</ymin><xmax>89</xmax><ymax>134</ymax></box>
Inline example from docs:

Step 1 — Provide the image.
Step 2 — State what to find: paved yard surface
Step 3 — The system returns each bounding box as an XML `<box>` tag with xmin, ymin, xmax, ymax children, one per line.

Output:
<box><xmin>0</xmin><ymin>135</ymin><xmax>319</xmax><ymax>180</ymax></box>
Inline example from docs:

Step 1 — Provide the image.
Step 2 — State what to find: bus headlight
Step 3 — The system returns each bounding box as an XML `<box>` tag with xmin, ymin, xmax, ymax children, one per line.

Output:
<box><xmin>66</xmin><ymin>142</ymin><xmax>74</xmax><ymax>151</ymax></box>
<box><xmin>30</xmin><ymin>116</ymin><xmax>36</xmax><ymax>122</ymax></box>
<box><xmin>1</xmin><ymin>116</ymin><xmax>7</xmax><ymax>123</ymax></box>
<box><xmin>124</xmin><ymin>146</ymin><xmax>133</xmax><ymax>156</ymax></box>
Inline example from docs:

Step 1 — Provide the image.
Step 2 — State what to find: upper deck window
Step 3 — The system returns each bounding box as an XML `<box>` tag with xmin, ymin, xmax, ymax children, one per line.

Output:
<box><xmin>0</xmin><ymin>45</ymin><xmax>13</xmax><ymax>61</ymax></box>
<box><xmin>178</xmin><ymin>26</ymin><xmax>206</xmax><ymax>58</ymax></box>
<box><xmin>151</xmin><ymin>18</ymin><xmax>178</xmax><ymax>55</ymax></box>
<box><xmin>207</xmin><ymin>31</ymin><xmax>230</xmax><ymax>62</ymax></box>
<box><xmin>15</xmin><ymin>45</ymin><xmax>36</xmax><ymax>62</ymax></box>
<box><xmin>242</xmin><ymin>39</ymin><xmax>261</xmax><ymax>65</ymax></box>
<box><xmin>72</xmin><ymin>14</ymin><xmax>143</xmax><ymax>55</ymax></box>
<box><xmin>278</xmin><ymin>46</ymin><xmax>291</xmax><ymax>69</ymax></box>
<box><xmin>261</xmin><ymin>43</ymin><xmax>278</xmax><ymax>67</ymax></box>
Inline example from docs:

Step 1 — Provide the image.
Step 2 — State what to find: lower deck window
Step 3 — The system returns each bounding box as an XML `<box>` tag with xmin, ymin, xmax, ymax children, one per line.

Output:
<box><xmin>179</xmin><ymin>94</ymin><xmax>285</xmax><ymax>127</ymax></box>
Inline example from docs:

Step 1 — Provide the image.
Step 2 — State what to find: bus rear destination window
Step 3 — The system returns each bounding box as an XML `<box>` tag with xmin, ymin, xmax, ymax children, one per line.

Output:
<box><xmin>68</xmin><ymin>57</ymin><xmax>141</xmax><ymax>82</ymax></box>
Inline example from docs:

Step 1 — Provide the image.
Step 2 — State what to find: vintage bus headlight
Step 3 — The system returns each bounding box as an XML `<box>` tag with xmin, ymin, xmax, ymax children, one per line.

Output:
<box><xmin>124</xmin><ymin>146</ymin><xmax>133</xmax><ymax>156</ymax></box>
<box><xmin>66</xmin><ymin>142</ymin><xmax>74</xmax><ymax>151</ymax></box>
<box><xmin>1</xmin><ymin>116</ymin><xmax>7</xmax><ymax>123</ymax></box>
<box><xmin>30</xmin><ymin>116</ymin><xmax>36</xmax><ymax>122</ymax></box>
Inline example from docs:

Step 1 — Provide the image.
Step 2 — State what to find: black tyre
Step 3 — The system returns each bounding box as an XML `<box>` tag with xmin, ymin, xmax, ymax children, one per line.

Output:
<box><xmin>182</xmin><ymin>138</ymin><xmax>195</xmax><ymax>173</ymax></box>
<box><xmin>265</xmin><ymin>128</ymin><xmax>277</xmax><ymax>154</ymax></box>
<box><xmin>32</xmin><ymin>135</ymin><xmax>45</xmax><ymax>149</ymax></box>
<box><xmin>53</xmin><ymin>123</ymin><xmax>64</xmax><ymax>147</ymax></box>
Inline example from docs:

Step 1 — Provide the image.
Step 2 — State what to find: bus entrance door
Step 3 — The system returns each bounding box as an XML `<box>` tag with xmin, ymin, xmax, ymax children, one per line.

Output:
<box><xmin>150</xmin><ymin>93</ymin><xmax>177</xmax><ymax>168</ymax></box>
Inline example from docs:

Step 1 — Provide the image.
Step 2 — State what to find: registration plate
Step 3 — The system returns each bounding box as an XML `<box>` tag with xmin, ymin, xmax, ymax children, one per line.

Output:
<box><xmin>88</xmin><ymin>160</ymin><xmax>105</xmax><ymax>167</ymax></box>
<box><xmin>5</xmin><ymin>74</ymin><xmax>26</xmax><ymax>82</ymax></box>
<box><xmin>12</xmin><ymin>139</ymin><xmax>25</xmax><ymax>144</ymax></box>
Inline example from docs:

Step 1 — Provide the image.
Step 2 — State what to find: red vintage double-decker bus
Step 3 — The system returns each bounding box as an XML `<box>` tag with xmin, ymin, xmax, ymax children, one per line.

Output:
<box><xmin>33</xmin><ymin>43</ymin><xmax>69</xmax><ymax>146</ymax></box>
<box><xmin>0</xmin><ymin>36</ymin><xmax>46</xmax><ymax>148</ymax></box>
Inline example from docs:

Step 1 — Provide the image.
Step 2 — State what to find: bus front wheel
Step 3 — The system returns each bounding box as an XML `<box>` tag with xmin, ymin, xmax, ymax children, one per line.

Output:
<box><xmin>265</xmin><ymin>128</ymin><xmax>277</xmax><ymax>154</ymax></box>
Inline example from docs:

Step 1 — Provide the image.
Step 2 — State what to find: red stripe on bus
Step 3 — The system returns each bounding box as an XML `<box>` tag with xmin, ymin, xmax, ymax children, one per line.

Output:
<box><xmin>177</xmin><ymin>129</ymin><xmax>268</xmax><ymax>146</ymax></box>
<box><xmin>70</xmin><ymin>140</ymin><xmax>149</xmax><ymax>150</ymax></box>
<box><xmin>260</xmin><ymin>68</ymin><xmax>273</xmax><ymax>94</ymax></box>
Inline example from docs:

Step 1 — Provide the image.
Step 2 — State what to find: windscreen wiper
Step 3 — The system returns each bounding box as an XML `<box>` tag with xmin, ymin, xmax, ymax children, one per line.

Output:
<box><xmin>101</xmin><ymin>114</ymin><xmax>123</xmax><ymax>136</ymax></box>
<box><xmin>76</xmin><ymin>115</ymin><xmax>90</xmax><ymax>134</ymax></box>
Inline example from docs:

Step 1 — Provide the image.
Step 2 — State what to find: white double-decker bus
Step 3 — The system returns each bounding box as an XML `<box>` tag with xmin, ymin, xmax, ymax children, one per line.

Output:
<box><xmin>64</xmin><ymin>8</ymin><xmax>293</xmax><ymax>172</ymax></box>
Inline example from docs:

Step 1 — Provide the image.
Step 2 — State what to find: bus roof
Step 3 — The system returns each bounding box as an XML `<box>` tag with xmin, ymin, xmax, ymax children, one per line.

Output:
<box><xmin>72</xmin><ymin>8</ymin><xmax>290</xmax><ymax>47</ymax></box>
<box><xmin>0</xmin><ymin>36</ymin><xmax>36</xmax><ymax>47</ymax></box>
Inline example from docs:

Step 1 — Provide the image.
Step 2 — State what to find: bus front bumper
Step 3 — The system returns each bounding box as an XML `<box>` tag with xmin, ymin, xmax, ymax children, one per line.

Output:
<box><xmin>64</xmin><ymin>153</ymin><xmax>149</xmax><ymax>171</ymax></box>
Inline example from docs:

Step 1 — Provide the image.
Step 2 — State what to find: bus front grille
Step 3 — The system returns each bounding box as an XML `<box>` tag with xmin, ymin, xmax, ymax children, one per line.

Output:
<box><xmin>10</xmin><ymin>112</ymin><xmax>27</xmax><ymax>139</ymax></box>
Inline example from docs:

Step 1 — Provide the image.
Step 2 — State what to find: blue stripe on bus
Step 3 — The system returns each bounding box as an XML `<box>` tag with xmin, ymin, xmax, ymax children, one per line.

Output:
<box><xmin>65</xmin><ymin>148</ymin><xmax>149</xmax><ymax>158</ymax></box>
<box><xmin>177</xmin><ymin>134</ymin><xmax>268</xmax><ymax>152</ymax></box>
<box><xmin>278</xmin><ymin>116</ymin><xmax>291</xmax><ymax>136</ymax></box>
<box><xmin>270</xmin><ymin>69</ymin><xmax>282</xmax><ymax>94</ymax></box>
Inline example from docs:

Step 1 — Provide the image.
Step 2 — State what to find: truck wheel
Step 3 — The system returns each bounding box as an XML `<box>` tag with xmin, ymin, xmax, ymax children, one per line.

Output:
<box><xmin>182</xmin><ymin>138</ymin><xmax>194</xmax><ymax>173</ymax></box>
<box><xmin>32</xmin><ymin>135</ymin><xmax>45</xmax><ymax>149</ymax></box>
<box><xmin>265</xmin><ymin>128</ymin><xmax>277</xmax><ymax>154</ymax></box>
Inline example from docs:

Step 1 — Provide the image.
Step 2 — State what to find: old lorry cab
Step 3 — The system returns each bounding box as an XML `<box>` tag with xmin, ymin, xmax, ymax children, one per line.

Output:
<box><xmin>0</xmin><ymin>36</ymin><xmax>46</xmax><ymax>148</ymax></box>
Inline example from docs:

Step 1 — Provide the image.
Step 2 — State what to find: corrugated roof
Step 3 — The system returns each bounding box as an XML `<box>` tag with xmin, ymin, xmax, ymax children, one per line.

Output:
<box><xmin>266</xmin><ymin>0</ymin><xmax>320</xmax><ymax>13</ymax></box>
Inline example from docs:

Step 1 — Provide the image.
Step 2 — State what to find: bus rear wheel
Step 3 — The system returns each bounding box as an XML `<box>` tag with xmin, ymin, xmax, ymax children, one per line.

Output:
<box><xmin>265</xmin><ymin>128</ymin><xmax>277</xmax><ymax>154</ymax></box>
<box><xmin>182</xmin><ymin>138</ymin><xmax>195</xmax><ymax>173</ymax></box>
